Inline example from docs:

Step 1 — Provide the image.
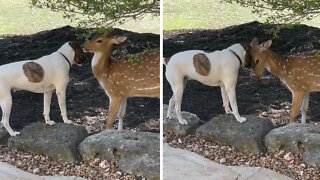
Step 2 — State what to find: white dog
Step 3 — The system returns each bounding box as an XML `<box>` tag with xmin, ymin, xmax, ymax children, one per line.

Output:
<box><xmin>0</xmin><ymin>41</ymin><xmax>85</xmax><ymax>136</ymax></box>
<box><xmin>165</xmin><ymin>43</ymin><xmax>250</xmax><ymax>124</ymax></box>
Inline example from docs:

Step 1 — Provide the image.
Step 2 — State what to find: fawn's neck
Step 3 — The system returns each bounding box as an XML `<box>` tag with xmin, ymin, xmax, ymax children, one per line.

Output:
<box><xmin>264</xmin><ymin>50</ymin><xmax>288</xmax><ymax>78</ymax></box>
<box><xmin>91</xmin><ymin>51</ymin><xmax>112</xmax><ymax>78</ymax></box>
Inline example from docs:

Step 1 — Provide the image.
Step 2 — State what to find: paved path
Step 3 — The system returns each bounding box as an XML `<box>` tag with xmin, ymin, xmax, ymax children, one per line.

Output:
<box><xmin>0</xmin><ymin>162</ymin><xmax>85</xmax><ymax>180</ymax></box>
<box><xmin>163</xmin><ymin>143</ymin><xmax>293</xmax><ymax>180</ymax></box>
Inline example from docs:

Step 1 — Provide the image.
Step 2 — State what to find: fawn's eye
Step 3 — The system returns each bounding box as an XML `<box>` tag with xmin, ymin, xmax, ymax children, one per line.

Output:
<box><xmin>255</xmin><ymin>59</ymin><xmax>260</xmax><ymax>64</ymax></box>
<box><xmin>96</xmin><ymin>39</ymin><xmax>103</xmax><ymax>43</ymax></box>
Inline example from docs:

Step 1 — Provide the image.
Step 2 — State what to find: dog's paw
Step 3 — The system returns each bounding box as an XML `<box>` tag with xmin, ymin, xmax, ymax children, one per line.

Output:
<box><xmin>11</xmin><ymin>132</ymin><xmax>20</xmax><ymax>137</ymax></box>
<box><xmin>63</xmin><ymin>120</ymin><xmax>73</xmax><ymax>124</ymax></box>
<box><xmin>46</xmin><ymin>120</ymin><xmax>56</xmax><ymax>126</ymax></box>
<box><xmin>179</xmin><ymin>119</ymin><xmax>188</xmax><ymax>125</ymax></box>
<box><xmin>225</xmin><ymin>109</ymin><xmax>233</xmax><ymax>114</ymax></box>
<box><xmin>167</xmin><ymin>112</ymin><xmax>175</xmax><ymax>120</ymax></box>
<box><xmin>237</xmin><ymin>117</ymin><xmax>247</xmax><ymax>123</ymax></box>
<box><xmin>166</xmin><ymin>115</ymin><xmax>173</xmax><ymax>120</ymax></box>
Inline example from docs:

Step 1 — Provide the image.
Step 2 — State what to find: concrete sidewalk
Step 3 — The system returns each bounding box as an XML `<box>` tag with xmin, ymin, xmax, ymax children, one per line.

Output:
<box><xmin>164</xmin><ymin>143</ymin><xmax>293</xmax><ymax>180</ymax></box>
<box><xmin>0</xmin><ymin>162</ymin><xmax>85</xmax><ymax>180</ymax></box>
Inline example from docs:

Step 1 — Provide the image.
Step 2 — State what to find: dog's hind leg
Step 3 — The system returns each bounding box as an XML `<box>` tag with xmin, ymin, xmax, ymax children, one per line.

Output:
<box><xmin>173</xmin><ymin>82</ymin><xmax>188</xmax><ymax>125</ymax></box>
<box><xmin>56</xmin><ymin>85</ymin><xmax>72</xmax><ymax>124</ymax></box>
<box><xmin>167</xmin><ymin>95</ymin><xmax>175</xmax><ymax>119</ymax></box>
<box><xmin>224</xmin><ymin>82</ymin><xmax>247</xmax><ymax>123</ymax></box>
<box><xmin>220</xmin><ymin>84</ymin><xmax>232</xmax><ymax>114</ymax></box>
<box><xmin>117</xmin><ymin>98</ymin><xmax>127</xmax><ymax>130</ymax></box>
<box><xmin>43</xmin><ymin>91</ymin><xmax>55</xmax><ymax>125</ymax></box>
<box><xmin>167</xmin><ymin>78</ymin><xmax>187</xmax><ymax>120</ymax></box>
<box><xmin>0</xmin><ymin>93</ymin><xmax>20</xmax><ymax>136</ymax></box>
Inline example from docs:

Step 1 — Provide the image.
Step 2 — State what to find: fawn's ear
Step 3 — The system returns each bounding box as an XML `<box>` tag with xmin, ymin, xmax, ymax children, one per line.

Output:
<box><xmin>250</xmin><ymin>37</ymin><xmax>259</xmax><ymax>47</ymax></box>
<box><xmin>262</xmin><ymin>40</ymin><xmax>272</xmax><ymax>49</ymax></box>
<box><xmin>113</xmin><ymin>36</ymin><xmax>127</xmax><ymax>44</ymax></box>
<box><xmin>103</xmin><ymin>31</ymin><xmax>112</xmax><ymax>38</ymax></box>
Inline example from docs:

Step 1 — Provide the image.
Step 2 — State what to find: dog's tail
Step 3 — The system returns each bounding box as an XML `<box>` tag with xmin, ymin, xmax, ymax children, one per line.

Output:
<box><xmin>163</xmin><ymin>57</ymin><xmax>170</xmax><ymax>66</ymax></box>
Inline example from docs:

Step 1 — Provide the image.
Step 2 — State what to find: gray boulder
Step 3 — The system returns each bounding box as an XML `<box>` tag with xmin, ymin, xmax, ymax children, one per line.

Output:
<box><xmin>265</xmin><ymin>123</ymin><xmax>320</xmax><ymax>167</ymax></box>
<box><xmin>0</xmin><ymin>124</ymin><xmax>10</xmax><ymax>145</ymax></box>
<box><xmin>163</xmin><ymin>104</ymin><xmax>201</xmax><ymax>136</ymax></box>
<box><xmin>79</xmin><ymin>130</ymin><xmax>159</xmax><ymax>179</ymax></box>
<box><xmin>196</xmin><ymin>115</ymin><xmax>274</xmax><ymax>154</ymax></box>
<box><xmin>8</xmin><ymin>123</ymin><xmax>88</xmax><ymax>162</ymax></box>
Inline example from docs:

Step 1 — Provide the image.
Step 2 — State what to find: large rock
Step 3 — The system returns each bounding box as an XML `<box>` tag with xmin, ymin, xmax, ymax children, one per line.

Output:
<box><xmin>0</xmin><ymin>124</ymin><xmax>10</xmax><ymax>145</ymax></box>
<box><xmin>163</xmin><ymin>104</ymin><xmax>201</xmax><ymax>136</ymax></box>
<box><xmin>79</xmin><ymin>130</ymin><xmax>159</xmax><ymax>179</ymax></box>
<box><xmin>265</xmin><ymin>123</ymin><xmax>320</xmax><ymax>167</ymax></box>
<box><xmin>8</xmin><ymin>123</ymin><xmax>88</xmax><ymax>162</ymax></box>
<box><xmin>196</xmin><ymin>115</ymin><xmax>274</xmax><ymax>154</ymax></box>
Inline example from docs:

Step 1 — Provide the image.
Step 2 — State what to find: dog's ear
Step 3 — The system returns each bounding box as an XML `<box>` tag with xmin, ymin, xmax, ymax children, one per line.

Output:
<box><xmin>241</xmin><ymin>43</ymin><xmax>250</xmax><ymax>51</ymax></box>
<box><xmin>69</xmin><ymin>41</ymin><xmax>80</xmax><ymax>50</ymax></box>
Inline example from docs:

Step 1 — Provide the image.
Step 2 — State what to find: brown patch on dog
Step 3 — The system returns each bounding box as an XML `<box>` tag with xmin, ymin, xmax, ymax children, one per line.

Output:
<box><xmin>193</xmin><ymin>53</ymin><xmax>211</xmax><ymax>76</ymax></box>
<box><xmin>23</xmin><ymin>62</ymin><xmax>45</xmax><ymax>83</ymax></box>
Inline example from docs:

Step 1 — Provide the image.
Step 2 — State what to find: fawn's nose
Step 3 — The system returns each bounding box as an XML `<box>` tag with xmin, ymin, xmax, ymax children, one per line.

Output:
<box><xmin>255</xmin><ymin>74</ymin><xmax>262</xmax><ymax>79</ymax></box>
<box><xmin>81</xmin><ymin>44</ymin><xmax>88</xmax><ymax>52</ymax></box>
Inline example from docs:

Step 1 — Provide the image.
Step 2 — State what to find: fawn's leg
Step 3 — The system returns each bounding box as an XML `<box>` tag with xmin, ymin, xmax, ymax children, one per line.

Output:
<box><xmin>290</xmin><ymin>91</ymin><xmax>305</xmax><ymax>123</ymax></box>
<box><xmin>300</xmin><ymin>93</ymin><xmax>310</xmax><ymax>124</ymax></box>
<box><xmin>107</xmin><ymin>96</ymin><xmax>124</xmax><ymax>129</ymax></box>
<box><xmin>117</xmin><ymin>98</ymin><xmax>127</xmax><ymax>130</ymax></box>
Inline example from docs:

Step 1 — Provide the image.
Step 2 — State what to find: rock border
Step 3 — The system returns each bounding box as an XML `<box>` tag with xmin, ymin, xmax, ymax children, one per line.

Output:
<box><xmin>163</xmin><ymin>106</ymin><xmax>320</xmax><ymax>167</ymax></box>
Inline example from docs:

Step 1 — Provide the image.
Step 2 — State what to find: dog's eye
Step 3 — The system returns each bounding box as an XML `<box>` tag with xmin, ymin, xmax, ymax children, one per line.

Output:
<box><xmin>96</xmin><ymin>39</ymin><xmax>103</xmax><ymax>43</ymax></box>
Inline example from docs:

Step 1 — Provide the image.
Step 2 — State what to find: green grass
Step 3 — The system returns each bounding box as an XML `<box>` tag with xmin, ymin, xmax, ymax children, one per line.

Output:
<box><xmin>0</xmin><ymin>0</ymin><xmax>159</xmax><ymax>35</ymax></box>
<box><xmin>164</xmin><ymin>0</ymin><xmax>320</xmax><ymax>30</ymax></box>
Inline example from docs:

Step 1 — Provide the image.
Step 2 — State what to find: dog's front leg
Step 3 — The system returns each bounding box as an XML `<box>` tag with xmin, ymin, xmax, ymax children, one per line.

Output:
<box><xmin>43</xmin><ymin>91</ymin><xmax>55</xmax><ymax>125</ymax></box>
<box><xmin>56</xmin><ymin>87</ymin><xmax>72</xmax><ymax>124</ymax></box>
<box><xmin>220</xmin><ymin>84</ymin><xmax>232</xmax><ymax>114</ymax></box>
<box><xmin>225</xmin><ymin>83</ymin><xmax>247</xmax><ymax>123</ymax></box>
